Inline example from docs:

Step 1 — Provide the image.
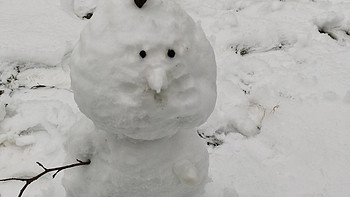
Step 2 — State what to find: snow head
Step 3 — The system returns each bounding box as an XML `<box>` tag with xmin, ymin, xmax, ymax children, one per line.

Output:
<box><xmin>70</xmin><ymin>0</ymin><xmax>217</xmax><ymax>140</ymax></box>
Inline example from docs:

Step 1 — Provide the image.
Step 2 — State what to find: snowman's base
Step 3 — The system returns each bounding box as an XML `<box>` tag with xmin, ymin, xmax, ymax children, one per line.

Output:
<box><xmin>63</xmin><ymin>124</ymin><xmax>209</xmax><ymax>197</ymax></box>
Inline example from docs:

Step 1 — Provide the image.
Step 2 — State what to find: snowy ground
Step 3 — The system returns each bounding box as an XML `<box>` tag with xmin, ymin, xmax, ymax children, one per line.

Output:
<box><xmin>1</xmin><ymin>0</ymin><xmax>350</xmax><ymax>196</ymax></box>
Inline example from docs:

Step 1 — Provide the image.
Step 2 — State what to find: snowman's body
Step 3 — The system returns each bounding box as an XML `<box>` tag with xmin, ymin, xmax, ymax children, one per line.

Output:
<box><xmin>63</xmin><ymin>0</ymin><xmax>217</xmax><ymax>196</ymax></box>
<box><xmin>64</xmin><ymin>126</ymin><xmax>209</xmax><ymax>197</ymax></box>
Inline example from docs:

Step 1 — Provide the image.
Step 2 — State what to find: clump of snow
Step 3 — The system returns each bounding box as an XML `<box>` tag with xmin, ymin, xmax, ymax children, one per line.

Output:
<box><xmin>73</xmin><ymin>0</ymin><xmax>96</xmax><ymax>18</ymax></box>
<box><xmin>314</xmin><ymin>11</ymin><xmax>344</xmax><ymax>32</ymax></box>
<box><xmin>60</xmin><ymin>0</ymin><xmax>97</xmax><ymax>19</ymax></box>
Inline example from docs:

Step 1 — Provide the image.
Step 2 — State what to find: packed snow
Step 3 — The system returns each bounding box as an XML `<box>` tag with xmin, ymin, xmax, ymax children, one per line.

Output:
<box><xmin>69</xmin><ymin>0</ymin><xmax>216</xmax><ymax>140</ymax></box>
<box><xmin>64</xmin><ymin>0</ymin><xmax>215</xmax><ymax>196</ymax></box>
<box><xmin>1</xmin><ymin>0</ymin><xmax>350</xmax><ymax>197</ymax></box>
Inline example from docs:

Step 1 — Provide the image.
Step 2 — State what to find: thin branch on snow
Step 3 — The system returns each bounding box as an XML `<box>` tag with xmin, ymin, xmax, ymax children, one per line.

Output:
<box><xmin>0</xmin><ymin>159</ymin><xmax>91</xmax><ymax>197</ymax></box>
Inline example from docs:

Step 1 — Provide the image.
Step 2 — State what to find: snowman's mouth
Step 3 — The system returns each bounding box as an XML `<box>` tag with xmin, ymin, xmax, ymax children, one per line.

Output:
<box><xmin>153</xmin><ymin>90</ymin><xmax>167</xmax><ymax>104</ymax></box>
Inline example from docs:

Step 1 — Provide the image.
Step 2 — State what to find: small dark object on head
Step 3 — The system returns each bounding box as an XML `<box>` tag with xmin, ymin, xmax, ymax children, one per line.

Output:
<box><xmin>135</xmin><ymin>0</ymin><xmax>147</xmax><ymax>8</ymax></box>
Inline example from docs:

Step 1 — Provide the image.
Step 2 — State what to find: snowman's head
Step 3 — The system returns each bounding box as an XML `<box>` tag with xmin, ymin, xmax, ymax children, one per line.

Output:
<box><xmin>70</xmin><ymin>0</ymin><xmax>217</xmax><ymax>140</ymax></box>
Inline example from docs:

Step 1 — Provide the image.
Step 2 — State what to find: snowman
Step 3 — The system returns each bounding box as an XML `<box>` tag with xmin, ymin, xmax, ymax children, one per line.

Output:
<box><xmin>63</xmin><ymin>0</ymin><xmax>217</xmax><ymax>196</ymax></box>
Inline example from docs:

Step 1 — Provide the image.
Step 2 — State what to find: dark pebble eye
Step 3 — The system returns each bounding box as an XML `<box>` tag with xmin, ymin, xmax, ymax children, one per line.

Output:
<box><xmin>167</xmin><ymin>49</ymin><xmax>176</xmax><ymax>58</ymax></box>
<box><xmin>139</xmin><ymin>50</ymin><xmax>147</xmax><ymax>58</ymax></box>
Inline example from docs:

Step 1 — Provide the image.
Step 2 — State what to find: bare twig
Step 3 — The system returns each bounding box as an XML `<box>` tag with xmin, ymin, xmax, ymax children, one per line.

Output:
<box><xmin>0</xmin><ymin>159</ymin><xmax>91</xmax><ymax>197</ymax></box>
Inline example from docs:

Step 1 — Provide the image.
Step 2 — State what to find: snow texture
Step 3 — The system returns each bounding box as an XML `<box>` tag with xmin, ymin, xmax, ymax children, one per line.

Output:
<box><xmin>0</xmin><ymin>103</ymin><xmax>5</xmax><ymax>122</ymax></box>
<box><xmin>1</xmin><ymin>0</ymin><xmax>350</xmax><ymax>197</ymax></box>
<box><xmin>64</xmin><ymin>0</ymin><xmax>216</xmax><ymax>196</ymax></box>
<box><xmin>69</xmin><ymin>0</ymin><xmax>216</xmax><ymax>140</ymax></box>
<box><xmin>61</xmin><ymin>0</ymin><xmax>97</xmax><ymax>18</ymax></box>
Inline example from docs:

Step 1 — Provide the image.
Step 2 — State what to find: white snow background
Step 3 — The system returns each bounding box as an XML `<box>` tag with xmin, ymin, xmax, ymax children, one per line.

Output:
<box><xmin>1</xmin><ymin>0</ymin><xmax>350</xmax><ymax>196</ymax></box>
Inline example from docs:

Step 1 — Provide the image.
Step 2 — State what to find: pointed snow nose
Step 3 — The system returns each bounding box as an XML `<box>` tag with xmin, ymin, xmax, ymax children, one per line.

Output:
<box><xmin>146</xmin><ymin>67</ymin><xmax>168</xmax><ymax>93</ymax></box>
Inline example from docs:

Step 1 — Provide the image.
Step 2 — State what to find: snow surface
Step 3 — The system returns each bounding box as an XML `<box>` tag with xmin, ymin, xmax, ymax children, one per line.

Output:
<box><xmin>1</xmin><ymin>0</ymin><xmax>350</xmax><ymax>197</ymax></box>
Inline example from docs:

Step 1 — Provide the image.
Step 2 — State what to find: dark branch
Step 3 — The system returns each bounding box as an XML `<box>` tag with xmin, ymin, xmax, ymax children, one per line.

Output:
<box><xmin>0</xmin><ymin>159</ymin><xmax>91</xmax><ymax>197</ymax></box>
<box><xmin>36</xmin><ymin>162</ymin><xmax>47</xmax><ymax>170</ymax></box>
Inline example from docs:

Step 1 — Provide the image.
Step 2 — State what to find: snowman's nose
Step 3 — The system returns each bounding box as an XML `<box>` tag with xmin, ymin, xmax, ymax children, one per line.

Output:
<box><xmin>146</xmin><ymin>67</ymin><xmax>168</xmax><ymax>93</ymax></box>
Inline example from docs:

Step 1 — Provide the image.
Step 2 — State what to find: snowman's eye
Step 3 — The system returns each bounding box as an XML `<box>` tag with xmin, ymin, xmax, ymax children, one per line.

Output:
<box><xmin>139</xmin><ymin>50</ymin><xmax>147</xmax><ymax>58</ymax></box>
<box><xmin>167</xmin><ymin>49</ymin><xmax>176</xmax><ymax>58</ymax></box>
